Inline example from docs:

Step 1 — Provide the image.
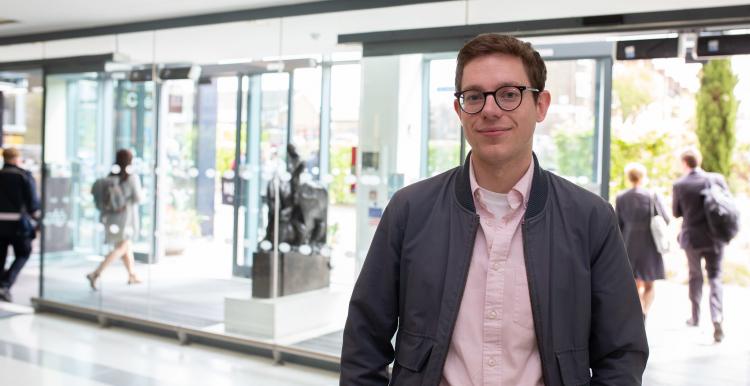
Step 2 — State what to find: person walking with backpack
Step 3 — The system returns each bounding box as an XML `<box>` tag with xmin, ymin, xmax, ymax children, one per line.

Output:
<box><xmin>87</xmin><ymin>149</ymin><xmax>143</xmax><ymax>289</ymax></box>
<box><xmin>615</xmin><ymin>163</ymin><xmax>670</xmax><ymax>321</ymax></box>
<box><xmin>673</xmin><ymin>148</ymin><xmax>731</xmax><ymax>343</ymax></box>
<box><xmin>0</xmin><ymin>147</ymin><xmax>40</xmax><ymax>302</ymax></box>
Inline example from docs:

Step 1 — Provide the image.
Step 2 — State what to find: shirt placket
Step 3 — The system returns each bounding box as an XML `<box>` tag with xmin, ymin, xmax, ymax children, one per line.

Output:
<box><xmin>482</xmin><ymin>211</ymin><xmax>515</xmax><ymax>384</ymax></box>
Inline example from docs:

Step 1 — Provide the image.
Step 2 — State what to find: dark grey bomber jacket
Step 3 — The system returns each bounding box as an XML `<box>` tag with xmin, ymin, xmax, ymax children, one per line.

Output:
<box><xmin>340</xmin><ymin>153</ymin><xmax>648</xmax><ymax>386</ymax></box>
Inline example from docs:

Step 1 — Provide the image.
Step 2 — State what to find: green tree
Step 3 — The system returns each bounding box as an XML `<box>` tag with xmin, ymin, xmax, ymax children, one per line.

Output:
<box><xmin>552</xmin><ymin>128</ymin><xmax>593</xmax><ymax>180</ymax></box>
<box><xmin>609</xmin><ymin>132</ymin><xmax>674</xmax><ymax>198</ymax></box>
<box><xmin>329</xmin><ymin>146</ymin><xmax>355</xmax><ymax>205</ymax></box>
<box><xmin>696</xmin><ymin>59</ymin><xmax>738</xmax><ymax>176</ymax></box>
<box><xmin>613</xmin><ymin>65</ymin><xmax>655</xmax><ymax>121</ymax></box>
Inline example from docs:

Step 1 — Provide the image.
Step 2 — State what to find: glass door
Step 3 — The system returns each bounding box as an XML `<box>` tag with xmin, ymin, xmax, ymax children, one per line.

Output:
<box><xmin>42</xmin><ymin>72</ymin><xmax>111</xmax><ymax>307</ymax></box>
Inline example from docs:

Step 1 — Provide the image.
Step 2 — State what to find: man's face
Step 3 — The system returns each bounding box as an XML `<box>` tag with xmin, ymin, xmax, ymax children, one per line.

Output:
<box><xmin>454</xmin><ymin>54</ymin><xmax>550</xmax><ymax>168</ymax></box>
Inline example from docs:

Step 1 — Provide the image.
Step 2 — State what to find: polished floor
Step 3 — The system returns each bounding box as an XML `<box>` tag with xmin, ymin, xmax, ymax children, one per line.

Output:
<box><xmin>0</xmin><ymin>303</ymin><xmax>338</xmax><ymax>386</ymax></box>
<box><xmin>2</xmin><ymin>265</ymin><xmax>749</xmax><ymax>385</ymax></box>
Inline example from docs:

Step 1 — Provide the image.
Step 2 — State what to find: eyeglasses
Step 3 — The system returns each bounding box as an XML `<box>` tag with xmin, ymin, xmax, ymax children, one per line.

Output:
<box><xmin>454</xmin><ymin>86</ymin><xmax>540</xmax><ymax>114</ymax></box>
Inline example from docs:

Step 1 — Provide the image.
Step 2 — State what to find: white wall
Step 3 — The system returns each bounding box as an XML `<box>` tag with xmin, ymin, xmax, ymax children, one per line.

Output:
<box><xmin>466</xmin><ymin>0</ymin><xmax>750</xmax><ymax>24</ymax></box>
<box><xmin>0</xmin><ymin>0</ymin><xmax>746</xmax><ymax>64</ymax></box>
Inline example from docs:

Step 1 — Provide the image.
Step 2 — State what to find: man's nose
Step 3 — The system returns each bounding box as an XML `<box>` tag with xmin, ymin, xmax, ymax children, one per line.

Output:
<box><xmin>481</xmin><ymin>96</ymin><xmax>504</xmax><ymax>118</ymax></box>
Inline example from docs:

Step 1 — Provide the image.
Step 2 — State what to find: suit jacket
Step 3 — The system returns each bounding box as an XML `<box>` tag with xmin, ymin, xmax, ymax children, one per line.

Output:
<box><xmin>672</xmin><ymin>168</ymin><xmax>727</xmax><ymax>251</ymax></box>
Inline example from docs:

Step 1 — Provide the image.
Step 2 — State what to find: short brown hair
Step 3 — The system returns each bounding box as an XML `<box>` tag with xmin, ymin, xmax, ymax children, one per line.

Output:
<box><xmin>2</xmin><ymin>147</ymin><xmax>20</xmax><ymax>164</ymax></box>
<box><xmin>455</xmin><ymin>34</ymin><xmax>547</xmax><ymax>96</ymax></box>
<box><xmin>681</xmin><ymin>148</ymin><xmax>701</xmax><ymax>169</ymax></box>
<box><xmin>625</xmin><ymin>163</ymin><xmax>646</xmax><ymax>185</ymax></box>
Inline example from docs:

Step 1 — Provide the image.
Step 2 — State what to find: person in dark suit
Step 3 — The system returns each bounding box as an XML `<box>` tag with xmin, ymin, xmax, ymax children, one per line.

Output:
<box><xmin>616</xmin><ymin>163</ymin><xmax>670</xmax><ymax>320</ymax></box>
<box><xmin>672</xmin><ymin>148</ymin><xmax>727</xmax><ymax>343</ymax></box>
<box><xmin>0</xmin><ymin>147</ymin><xmax>41</xmax><ymax>302</ymax></box>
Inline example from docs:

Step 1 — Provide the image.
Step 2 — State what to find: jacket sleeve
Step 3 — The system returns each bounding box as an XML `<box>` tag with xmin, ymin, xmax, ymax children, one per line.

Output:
<box><xmin>340</xmin><ymin>196</ymin><xmax>405</xmax><ymax>386</ymax></box>
<box><xmin>614</xmin><ymin>194</ymin><xmax>625</xmax><ymax>231</ymax></box>
<box><xmin>672</xmin><ymin>184</ymin><xmax>682</xmax><ymax>218</ymax></box>
<box><xmin>130</xmin><ymin>175</ymin><xmax>144</xmax><ymax>204</ymax></box>
<box><xmin>23</xmin><ymin>170</ymin><xmax>41</xmax><ymax>217</ymax></box>
<box><xmin>588</xmin><ymin>204</ymin><xmax>649</xmax><ymax>385</ymax></box>
<box><xmin>655</xmin><ymin>193</ymin><xmax>670</xmax><ymax>224</ymax></box>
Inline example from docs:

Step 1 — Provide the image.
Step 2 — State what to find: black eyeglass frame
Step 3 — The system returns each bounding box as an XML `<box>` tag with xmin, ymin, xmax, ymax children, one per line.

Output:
<box><xmin>454</xmin><ymin>85</ymin><xmax>541</xmax><ymax>114</ymax></box>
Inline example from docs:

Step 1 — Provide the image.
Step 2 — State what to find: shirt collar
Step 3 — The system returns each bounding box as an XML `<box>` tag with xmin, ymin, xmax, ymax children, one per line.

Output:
<box><xmin>469</xmin><ymin>154</ymin><xmax>534</xmax><ymax>211</ymax></box>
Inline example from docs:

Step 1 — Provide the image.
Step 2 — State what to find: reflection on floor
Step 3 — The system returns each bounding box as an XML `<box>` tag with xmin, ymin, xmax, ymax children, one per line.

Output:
<box><xmin>292</xmin><ymin>330</ymin><xmax>344</xmax><ymax>357</ymax></box>
<box><xmin>12</xmin><ymin>247</ymin><xmax>352</xmax><ymax>357</ymax></box>
<box><xmin>10</xmin><ymin>253</ymin><xmax>748</xmax><ymax>385</ymax></box>
<box><xmin>0</xmin><ymin>307</ymin><xmax>338</xmax><ymax>386</ymax></box>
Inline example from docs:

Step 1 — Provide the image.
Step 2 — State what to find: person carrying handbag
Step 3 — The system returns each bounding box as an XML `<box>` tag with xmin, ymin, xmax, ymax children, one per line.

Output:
<box><xmin>615</xmin><ymin>163</ymin><xmax>670</xmax><ymax>321</ymax></box>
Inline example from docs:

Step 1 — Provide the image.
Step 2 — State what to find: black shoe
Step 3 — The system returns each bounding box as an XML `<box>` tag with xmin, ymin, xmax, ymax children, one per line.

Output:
<box><xmin>686</xmin><ymin>317</ymin><xmax>699</xmax><ymax>327</ymax></box>
<box><xmin>0</xmin><ymin>288</ymin><xmax>11</xmax><ymax>302</ymax></box>
<box><xmin>713</xmin><ymin>322</ymin><xmax>724</xmax><ymax>343</ymax></box>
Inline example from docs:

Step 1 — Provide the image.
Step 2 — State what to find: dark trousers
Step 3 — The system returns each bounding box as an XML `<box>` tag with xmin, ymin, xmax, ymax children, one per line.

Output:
<box><xmin>0</xmin><ymin>236</ymin><xmax>32</xmax><ymax>290</ymax></box>
<box><xmin>685</xmin><ymin>247</ymin><xmax>723</xmax><ymax>323</ymax></box>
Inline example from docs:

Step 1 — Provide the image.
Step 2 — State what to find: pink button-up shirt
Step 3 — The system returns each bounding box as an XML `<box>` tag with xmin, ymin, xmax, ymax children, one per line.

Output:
<box><xmin>440</xmin><ymin>157</ymin><xmax>543</xmax><ymax>386</ymax></box>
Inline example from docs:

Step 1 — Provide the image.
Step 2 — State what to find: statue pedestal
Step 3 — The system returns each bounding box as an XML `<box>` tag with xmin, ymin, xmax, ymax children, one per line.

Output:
<box><xmin>224</xmin><ymin>288</ymin><xmax>349</xmax><ymax>340</ymax></box>
<box><xmin>251</xmin><ymin>251</ymin><xmax>330</xmax><ymax>298</ymax></box>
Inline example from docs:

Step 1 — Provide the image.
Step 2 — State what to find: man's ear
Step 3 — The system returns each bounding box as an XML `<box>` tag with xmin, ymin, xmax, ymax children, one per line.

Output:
<box><xmin>454</xmin><ymin>98</ymin><xmax>462</xmax><ymax>117</ymax></box>
<box><xmin>535</xmin><ymin>90</ymin><xmax>551</xmax><ymax>123</ymax></box>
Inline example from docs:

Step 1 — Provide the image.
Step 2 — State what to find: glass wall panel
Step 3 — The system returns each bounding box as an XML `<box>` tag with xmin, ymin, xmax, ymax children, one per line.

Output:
<box><xmin>535</xmin><ymin>59</ymin><xmax>599</xmax><ymax>192</ymax></box>
<box><xmin>291</xmin><ymin>67</ymin><xmax>322</xmax><ymax>170</ymax></box>
<box><xmin>327</xmin><ymin>63</ymin><xmax>360</xmax><ymax>287</ymax></box>
<box><xmin>1</xmin><ymin>70</ymin><xmax>43</xmax><ymax>175</ymax></box>
<box><xmin>143</xmin><ymin>76</ymin><xmax>246</xmax><ymax>328</ymax></box>
<box><xmin>428</xmin><ymin>58</ymin><xmax>461</xmax><ymax>176</ymax></box>
<box><xmin>42</xmin><ymin>73</ymin><xmax>109</xmax><ymax>308</ymax></box>
<box><xmin>112</xmin><ymin>79</ymin><xmax>157</xmax><ymax>266</ymax></box>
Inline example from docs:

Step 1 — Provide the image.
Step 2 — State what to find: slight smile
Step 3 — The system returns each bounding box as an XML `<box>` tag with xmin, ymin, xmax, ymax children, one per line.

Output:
<box><xmin>477</xmin><ymin>127</ymin><xmax>512</xmax><ymax>136</ymax></box>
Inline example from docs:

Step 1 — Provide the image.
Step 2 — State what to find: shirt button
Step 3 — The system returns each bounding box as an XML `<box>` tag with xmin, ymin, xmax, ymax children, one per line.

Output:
<box><xmin>491</xmin><ymin>263</ymin><xmax>500</xmax><ymax>271</ymax></box>
<box><xmin>488</xmin><ymin>358</ymin><xmax>496</xmax><ymax>367</ymax></box>
<box><xmin>489</xmin><ymin>310</ymin><xmax>497</xmax><ymax>319</ymax></box>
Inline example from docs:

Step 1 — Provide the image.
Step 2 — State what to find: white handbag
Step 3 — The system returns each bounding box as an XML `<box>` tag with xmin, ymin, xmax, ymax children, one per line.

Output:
<box><xmin>650</xmin><ymin>193</ymin><xmax>670</xmax><ymax>254</ymax></box>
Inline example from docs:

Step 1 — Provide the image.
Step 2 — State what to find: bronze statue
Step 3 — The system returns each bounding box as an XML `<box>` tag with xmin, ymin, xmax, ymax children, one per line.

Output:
<box><xmin>263</xmin><ymin>144</ymin><xmax>328</xmax><ymax>251</ymax></box>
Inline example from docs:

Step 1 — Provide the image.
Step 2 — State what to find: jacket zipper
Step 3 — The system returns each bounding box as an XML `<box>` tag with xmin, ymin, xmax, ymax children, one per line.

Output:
<box><xmin>434</xmin><ymin>215</ymin><xmax>480</xmax><ymax>385</ymax></box>
<box><xmin>521</xmin><ymin>217</ymin><xmax>551</xmax><ymax>386</ymax></box>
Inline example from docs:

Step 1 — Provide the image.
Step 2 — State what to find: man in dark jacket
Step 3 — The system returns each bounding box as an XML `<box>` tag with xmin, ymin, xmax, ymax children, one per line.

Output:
<box><xmin>0</xmin><ymin>147</ymin><xmax>40</xmax><ymax>302</ymax></box>
<box><xmin>341</xmin><ymin>34</ymin><xmax>648</xmax><ymax>386</ymax></box>
<box><xmin>672</xmin><ymin>148</ymin><xmax>727</xmax><ymax>343</ymax></box>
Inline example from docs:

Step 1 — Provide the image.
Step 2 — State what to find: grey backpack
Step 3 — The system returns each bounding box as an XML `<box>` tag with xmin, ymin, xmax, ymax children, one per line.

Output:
<box><xmin>91</xmin><ymin>177</ymin><xmax>127</xmax><ymax>214</ymax></box>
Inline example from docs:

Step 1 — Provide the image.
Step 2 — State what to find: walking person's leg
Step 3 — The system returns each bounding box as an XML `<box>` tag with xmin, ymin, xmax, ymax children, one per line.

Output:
<box><xmin>685</xmin><ymin>248</ymin><xmax>703</xmax><ymax>326</ymax></box>
<box><xmin>2</xmin><ymin>237</ymin><xmax>32</xmax><ymax>286</ymax></box>
<box><xmin>641</xmin><ymin>281</ymin><xmax>656</xmax><ymax>317</ymax></box>
<box><xmin>0</xmin><ymin>238</ymin><xmax>11</xmax><ymax>301</ymax></box>
<box><xmin>86</xmin><ymin>241</ymin><xmax>129</xmax><ymax>290</ymax></box>
<box><xmin>120</xmin><ymin>241</ymin><xmax>141</xmax><ymax>284</ymax></box>
<box><xmin>635</xmin><ymin>279</ymin><xmax>647</xmax><ymax>316</ymax></box>
<box><xmin>704</xmin><ymin>249</ymin><xmax>724</xmax><ymax>342</ymax></box>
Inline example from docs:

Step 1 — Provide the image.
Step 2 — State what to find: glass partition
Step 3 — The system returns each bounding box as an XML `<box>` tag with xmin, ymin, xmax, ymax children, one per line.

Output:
<box><xmin>42</xmin><ymin>72</ymin><xmax>110</xmax><ymax>308</ymax></box>
<box><xmin>535</xmin><ymin>59</ymin><xmax>600</xmax><ymax>192</ymax></box>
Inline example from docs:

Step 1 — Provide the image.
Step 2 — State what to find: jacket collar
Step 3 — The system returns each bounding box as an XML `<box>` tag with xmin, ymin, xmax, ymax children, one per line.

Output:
<box><xmin>455</xmin><ymin>151</ymin><xmax>547</xmax><ymax>219</ymax></box>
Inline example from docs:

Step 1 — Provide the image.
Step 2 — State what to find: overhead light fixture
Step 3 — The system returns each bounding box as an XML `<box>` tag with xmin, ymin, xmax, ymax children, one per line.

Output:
<box><xmin>159</xmin><ymin>65</ymin><xmax>201</xmax><ymax>81</ymax></box>
<box><xmin>606</xmin><ymin>32</ymin><xmax>678</xmax><ymax>42</ymax></box>
<box><xmin>615</xmin><ymin>38</ymin><xmax>680</xmax><ymax>60</ymax></box>
<box><xmin>129</xmin><ymin>68</ymin><xmax>154</xmax><ymax>82</ymax></box>
<box><xmin>696</xmin><ymin>34</ymin><xmax>750</xmax><ymax>56</ymax></box>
